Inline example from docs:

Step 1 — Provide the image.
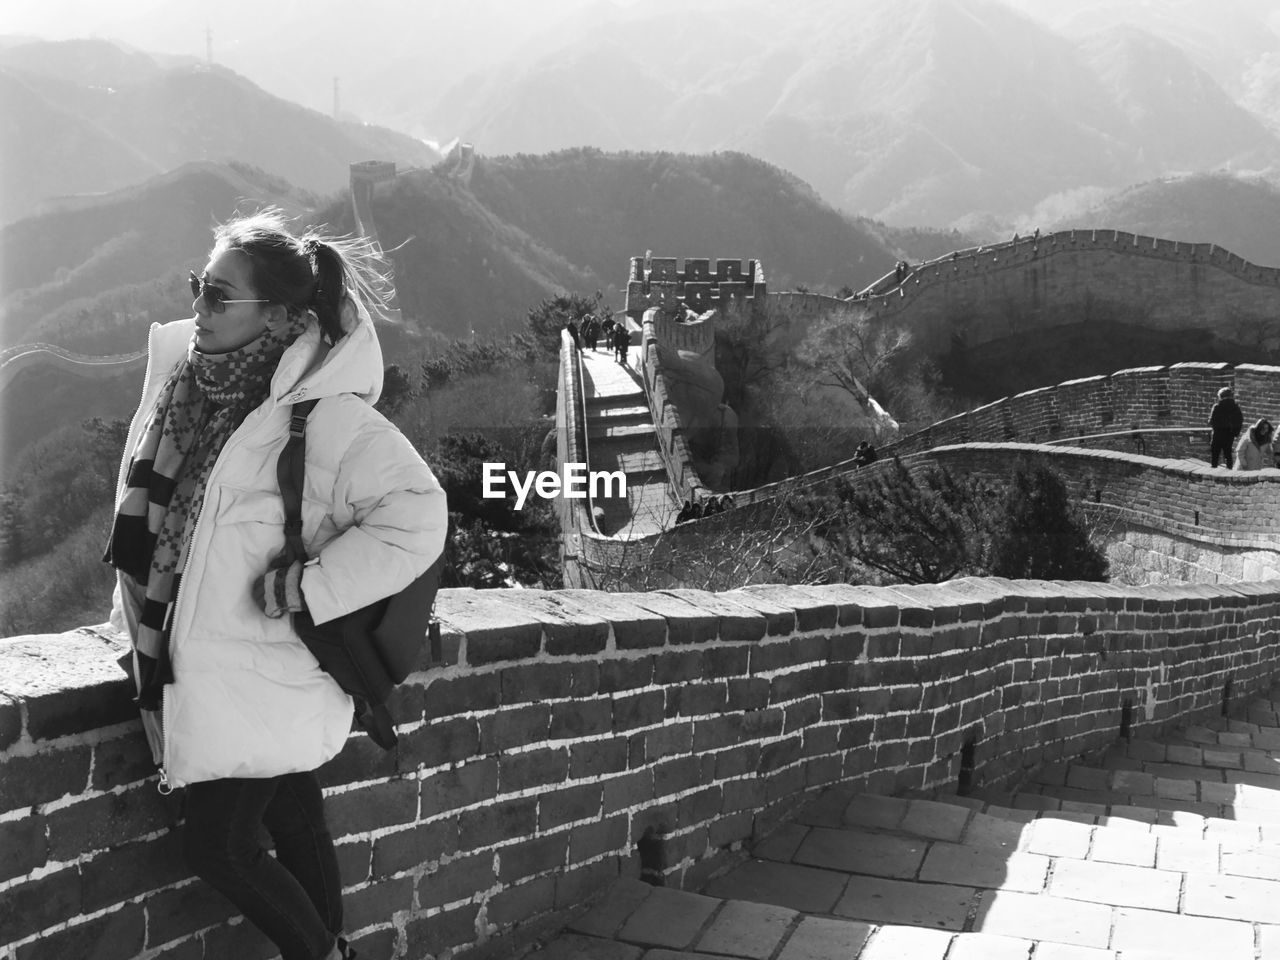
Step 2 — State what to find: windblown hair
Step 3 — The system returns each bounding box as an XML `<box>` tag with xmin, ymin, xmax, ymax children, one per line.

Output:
<box><xmin>211</xmin><ymin>207</ymin><xmax>393</xmax><ymax>343</ymax></box>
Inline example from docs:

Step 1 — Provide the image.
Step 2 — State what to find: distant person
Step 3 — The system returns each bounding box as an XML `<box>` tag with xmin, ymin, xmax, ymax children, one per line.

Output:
<box><xmin>613</xmin><ymin>320</ymin><xmax>629</xmax><ymax>364</ymax></box>
<box><xmin>582</xmin><ymin>315</ymin><xmax>598</xmax><ymax>352</ymax></box>
<box><xmin>675</xmin><ymin>500</ymin><xmax>694</xmax><ymax>525</ymax></box>
<box><xmin>853</xmin><ymin>441</ymin><xmax>877</xmax><ymax>466</ymax></box>
<box><xmin>1209</xmin><ymin>386</ymin><xmax>1243</xmax><ymax>468</ymax></box>
<box><xmin>566</xmin><ymin>318</ymin><xmax>581</xmax><ymax>352</ymax></box>
<box><xmin>1235</xmin><ymin>418</ymin><xmax>1274</xmax><ymax>471</ymax></box>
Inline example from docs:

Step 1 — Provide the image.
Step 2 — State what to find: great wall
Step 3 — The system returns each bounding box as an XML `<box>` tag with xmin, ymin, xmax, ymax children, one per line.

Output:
<box><xmin>7</xmin><ymin>165</ymin><xmax>1280</xmax><ymax>960</ymax></box>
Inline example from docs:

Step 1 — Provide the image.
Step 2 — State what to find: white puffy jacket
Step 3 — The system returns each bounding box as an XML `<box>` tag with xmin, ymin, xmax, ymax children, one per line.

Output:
<box><xmin>110</xmin><ymin>303</ymin><xmax>447</xmax><ymax>788</ymax></box>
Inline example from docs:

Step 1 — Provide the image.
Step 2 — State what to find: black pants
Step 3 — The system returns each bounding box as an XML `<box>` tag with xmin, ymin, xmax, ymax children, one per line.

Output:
<box><xmin>1211</xmin><ymin>431</ymin><xmax>1235</xmax><ymax>468</ymax></box>
<box><xmin>183</xmin><ymin>771</ymin><xmax>341</xmax><ymax>960</ymax></box>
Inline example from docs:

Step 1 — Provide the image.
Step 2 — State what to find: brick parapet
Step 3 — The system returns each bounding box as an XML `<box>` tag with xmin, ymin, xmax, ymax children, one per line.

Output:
<box><xmin>853</xmin><ymin>232</ymin><xmax>1280</xmax><ymax>356</ymax></box>
<box><xmin>5</xmin><ymin>577</ymin><xmax>1280</xmax><ymax>958</ymax></box>
<box><xmin>858</xmin><ymin>230</ymin><xmax>1280</xmax><ymax>312</ymax></box>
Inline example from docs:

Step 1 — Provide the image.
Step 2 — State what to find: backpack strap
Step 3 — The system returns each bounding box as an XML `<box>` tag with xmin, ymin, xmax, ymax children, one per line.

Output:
<box><xmin>276</xmin><ymin>398</ymin><xmax>321</xmax><ymax>565</ymax></box>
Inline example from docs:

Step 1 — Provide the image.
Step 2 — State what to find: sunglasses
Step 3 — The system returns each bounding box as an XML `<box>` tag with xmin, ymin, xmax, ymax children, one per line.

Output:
<box><xmin>189</xmin><ymin>271</ymin><xmax>270</xmax><ymax>313</ymax></box>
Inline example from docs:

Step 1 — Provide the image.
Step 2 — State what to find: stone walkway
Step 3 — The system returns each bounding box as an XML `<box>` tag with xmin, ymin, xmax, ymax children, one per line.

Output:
<box><xmin>536</xmin><ymin>685</ymin><xmax>1280</xmax><ymax>959</ymax></box>
<box><xmin>580</xmin><ymin>344</ymin><xmax>678</xmax><ymax>537</ymax></box>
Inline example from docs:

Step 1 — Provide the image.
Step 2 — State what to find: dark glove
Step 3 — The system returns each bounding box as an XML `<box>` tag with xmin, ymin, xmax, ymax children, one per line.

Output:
<box><xmin>253</xmin><ymin>558</ymin><xmax>306</xmax><ymax>619</ymax></box>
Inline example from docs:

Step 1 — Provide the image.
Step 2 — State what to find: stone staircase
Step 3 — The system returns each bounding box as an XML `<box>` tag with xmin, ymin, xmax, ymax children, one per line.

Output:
<box><xmin>539</xmin><ymin>685</ymin><xmax>1280</xmax><ymax>959</ymax></box>
<box><xmin>581</xmin><ymin>347</ymin><xmax>677</xmax><ymax>537</ymax></box>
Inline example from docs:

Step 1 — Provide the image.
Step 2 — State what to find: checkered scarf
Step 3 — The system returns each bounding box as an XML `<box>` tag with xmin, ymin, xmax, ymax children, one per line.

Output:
<box><xmin>105</xmin><ymin>316</ymin><xmax>308</xmax><ymax>710</ymax></box>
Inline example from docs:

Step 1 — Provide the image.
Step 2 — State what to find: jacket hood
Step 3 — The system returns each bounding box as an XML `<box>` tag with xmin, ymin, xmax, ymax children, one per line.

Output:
<box><xmin>273</xmin><ymin>295</ymin><xmax>384</xmax><ymax>406</ymax></box>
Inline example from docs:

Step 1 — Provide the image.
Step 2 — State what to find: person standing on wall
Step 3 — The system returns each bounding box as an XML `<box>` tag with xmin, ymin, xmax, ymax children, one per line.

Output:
<box><xmin>1235</xmin><ymin>417</ymin><xmax>1274</xmax><ymax>471</ymax></box>
<box><xmin>105</xmin><ymin>209</ymin><xmax>448</xmax><ymax>960</ymax></box>
<box><xmin>1208</xmin><ymin>386</ymin><xmax>1244</xmax><ymax>468</ymax></box>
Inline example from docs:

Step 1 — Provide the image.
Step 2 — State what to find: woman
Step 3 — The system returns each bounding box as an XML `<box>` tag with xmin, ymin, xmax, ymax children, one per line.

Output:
<box><xmin>106</xmin><ymin>209</ymin><xmax>447</xmax><ymax>960</ymax></box>
<box><xmin>1235</xmin><ymin>417</ymin><xmax>1275</xmax><ymax>471</ymax></box>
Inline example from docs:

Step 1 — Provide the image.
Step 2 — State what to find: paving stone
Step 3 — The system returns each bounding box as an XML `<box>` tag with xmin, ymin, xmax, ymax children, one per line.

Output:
<box><xmin>753</xmin><ymin>824</ymin><xmax>807</xmax><ymax>863</ymax></box>
<box><xmin>945</xmin><ymin>932</ymin><xmax>1033</xmax><ymax>960</ymax></box>
<box><xmin>1088</xmin><ymin>828</ymin><xmax>1156</xmax><ymax>867</ymax></box>
<box><xmin>919</xmin><ymin>842</ymin><xmax>1049</xmax><ymax>892</ymax></box>
<box><xmin>1111</xmin><ymin>907</ymin><xmax>1254</xmax><ymax>959</ymax></box>
<box><xmin>1183</xmin><ymin>726</ymin><xmax>1218</xmax><ymax>745</ymax></box>
<box><xmin>796</xmin><ymin>789</ymin><xmax>855</xmax><ymax>828</ymax></box>
<box><xmin>1221</xmin><ymin>849</ymin><xmax>1280</xmax><ymax>881</ymax></box>
<box><xmin>774</xmin><ymin>916</ymin><xmax>872</xmax><ymax>960</ymax></box>
<box><xmin>1057</xmin><ymin>800</ymin><xmax>1110</xmax><ymax>819</ymax></box>
<box><xmin>1048</xmin><ymin>858</ymin><xmax>1180</xmax><ymax>911</ymax></box>
<box><xmin>1203</xmin><ymin>819</ymin><xmax>1261</xmax><ymax>843</ymax></box>
<box><xmin>936</xmin><ymin>794</ymin><xmax>985</xmax><ymax>812</ymax></box>
<box><xmin>1102</xmin><ymin>806</ymin><xmax>1157</xmax><ymax>826</ymax></box>
<box><xmin>1109</xmin><ymin>770</ymin><xmax>1155</xmax><ymax>796</ymax></box>
<box><xmin>569</xmin><ymin>879</ymin><xmax>653</xmax><ymax>938</ymax></box>
<box><xmin>1154</xmin><ymin>835</ymin><xmax>1219</xmax><ymax>873</ymax></box>
<box><xmin>1012</xmin><ymin>793</ymin><xmax>1061</xmax><ymax>812</ymax></box>
<box><xmin>1217</xmin><ymin>732</ymin><xmax>1253</xmax><ymax>749</ymax></box>
<box><xmin>1065</xmin><ymin>766</ymin><xmax>1111</xmax><ymax>791</ymax></box>
<box><xmin>974</xmin><ymin>890</ymin><xmax>1112</xmax><ymax>949</ymax></box>
<box><xmin>1126</xmin><ymin>740</ymin><xmax>1165</xmax><ymax>763</ymax></box>
<box><xmin>1152</xmin><ymin>777</ymin><xmax>1197</xmax><ymax>802</ymax></box>
<box><xmin>899</xmin><ymin>800</ymin><xmax>970</xmax><ymax>842</ymax></box>
<box><xmin>1150</xmin><ymin>809</ymin><xmax>1206</xmax><ymax>830</ymax></box>
<box><xmin>1164</xmin><ymin>744</ymin><xmax>1203</xmax><ymax>766</ymax></box>
<box><xmin>832</xmin><ymin>875</ymin><xmax>975</xmax><ymax>930</ymax></box>
<box><xmin>792</xmin><ymin>827</ymin><xmax>926</xmax><ymax>880</ymax></box>
<box><xmin>537</xmin><ymin>934</ymin><xmax>643</xmax><ymax>960</ymax></box>
<box><xmin>1229</xmin><ymin>766</ymin><xmax>1280</xmax><ymax>785</ymax></box>
<box><xmin>702</xmin><ymin>860</ymin><xmax>844</xmax><ymax>914</ymax></box>
<box><xmin>617</xmin><ymin>887</ymin><xmax>720</xmax><ymax>950</ymax></box>
<box><xmin>693</xmin><ymin>900</ymin><xmax>795</xmax><ymax>959</ymax></box>
<box><xmin>1031</xmin><ymin>944</ymin><xmax>1115</xmax><ymax>960</ymax></box>
<box><xmin>963</xmin><ymin>812</ymin><xmax>1025</xmax><ymax>849</ymax></box>
<box><xmin>1023</xmin><ymin>819</ymin><xmax>1092</xmax><ymax>859</ymax></box>
<box><xmin>1198</xmin><ymin>781</ymin><xmax>1237</xmax><ymax>806</ymax></box>
<box><xmin>1259</xmin><ymin>924</ymin><xmax>1280</xmax><ymax>960</ymax></box>
<box><xmin>858</xmin><ymin>925</ymin><xmax>953</xmax><ymax>960</ymax></box>
<box><xmin>1230</xmin><ymin>783</ymin><xmax>1280</xmax><ymax>811</ymax></box>
<box><xmin>843</xmin><ymin>794</ymin><xmax>908</xmax><ymax>831</ymax></box>
<box><xmin>1038</xmin><ymin>809</ymin><xmax>1098</xmax><ymax>826</ymax></box>
<box><xmin>1143</xmin><ymin>762</ymin><xmax>1220</xmax><ymax>782</ymax></box>
<box><xmin>1183</xmin><ymin>872</ymin><xmax>1280</xmax><ymax>922</ymax></box>
<box><xmin>1200</xmin><ymin>748</ymin><xmax>1243</xmax><ymax>769</ymax></box>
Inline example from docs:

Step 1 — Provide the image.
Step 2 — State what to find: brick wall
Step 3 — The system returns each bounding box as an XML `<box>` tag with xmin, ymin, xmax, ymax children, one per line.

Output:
<box><xmin>5</xmin><ymin>578</ymin><xmax>1280</xmax><ymax>959</ymax></box>
<box><xmin>857</xmin><ymin>231</ymin><xmax>1280</xmax><ymax>353</ymax></box>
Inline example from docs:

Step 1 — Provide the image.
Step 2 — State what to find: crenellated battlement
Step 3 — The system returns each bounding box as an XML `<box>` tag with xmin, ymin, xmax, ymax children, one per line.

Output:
<box><xmin>625</xmin><ymin>256</ymin><xmax>767</xmax><ymax>320</ymax></box>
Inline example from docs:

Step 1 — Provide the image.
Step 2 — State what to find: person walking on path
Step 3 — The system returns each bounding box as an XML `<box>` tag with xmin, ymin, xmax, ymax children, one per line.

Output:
<box><xmin>1209</xmin><ymin>386</ymin><xmax>1244</xmax><ymax>468</ymax></box>
<box><xmin>566</xmin><ymin>317</ymin><xmax>581</xmax><ymax>352</ymax></box>
<box><xmin>1235</xmin><ymin>418</ymin><xmax>1275</xmax><ymax>471</ymax></box>
<box><xmin>613</xmin><ymin>319</ymin><xmax>630</xmax><ymax>364</ymax></box>
<box><xmin>105</xmin><ymin>208</ymin><xmax>447</xmax><ymax>960</ymax></box>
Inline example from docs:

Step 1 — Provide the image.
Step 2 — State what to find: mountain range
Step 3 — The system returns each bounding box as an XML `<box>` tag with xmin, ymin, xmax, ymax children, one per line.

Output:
<box><xmin>418</xmin><ymin>0</ymin><xmax>1280</xmax><ymax>228</ymax></box>
<box><xmin>0</xmin><ymin>39</ymin><xmax>441</xmax><ymax>224</ymax></box>
<box><xmin>6</xmin><ymin>1</ymin><xmax>1280</xmax><ymax>231</ymax></box>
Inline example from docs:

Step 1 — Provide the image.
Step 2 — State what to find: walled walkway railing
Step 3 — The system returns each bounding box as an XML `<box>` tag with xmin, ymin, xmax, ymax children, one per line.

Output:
<box><xmin>4</xmin><ymin>577</ymin><xmax>1279</xmax><ymax>958</ymax></box>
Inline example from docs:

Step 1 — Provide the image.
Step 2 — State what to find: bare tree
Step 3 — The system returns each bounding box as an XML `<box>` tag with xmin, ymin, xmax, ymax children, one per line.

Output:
<box><xmin>796</xmin><ymin>305</ymin><xmax>912</xmax><ymax>407</ymax></box>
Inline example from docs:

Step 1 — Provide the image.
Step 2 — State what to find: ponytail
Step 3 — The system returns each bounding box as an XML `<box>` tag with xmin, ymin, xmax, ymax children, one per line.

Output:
<box><xmin>305</xmin><ymin>239</ymin><xmax>348</xmax><ymax>344</ymax></box>
<box><xmin>214</xmin><ymin>208</ymin><xmax>396</xmax><ymax>345</ymax></box>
